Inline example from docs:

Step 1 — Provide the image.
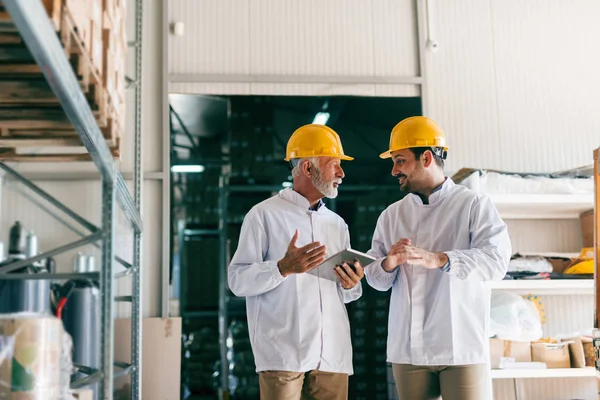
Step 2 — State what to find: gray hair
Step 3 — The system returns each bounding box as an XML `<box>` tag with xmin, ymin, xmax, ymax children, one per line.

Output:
<box><xmin>291</xmin><ymin>157</ymin><xmax>320</xmax><ymax>179</ymax></box>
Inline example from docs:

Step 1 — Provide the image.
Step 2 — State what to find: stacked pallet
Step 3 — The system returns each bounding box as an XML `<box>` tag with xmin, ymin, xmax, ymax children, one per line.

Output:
<box><xmin>348</xmin><ymin>289</ymin><xmax>391</xmax><ymax>400</ymax></box>
<box><xmin>0</xmin><ymin>0</ymin><xmax>126</xmax><ymax>161</ymax></box>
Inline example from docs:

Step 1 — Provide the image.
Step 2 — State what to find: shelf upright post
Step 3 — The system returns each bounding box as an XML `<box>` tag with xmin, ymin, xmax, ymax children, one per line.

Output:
<box><xmin>100</xmin><ymin>178</ymin><xmax>117</xmax><ymax>399</ymax></box>
<box><xmin>130</xmin><ymin>0</ymin><xmax>144</xmax><ymax>398</ymax></box>
<box><xmin>217</xmin><ymin>98</ymin><xmax>233</xmax><ymax>400</ymax></box>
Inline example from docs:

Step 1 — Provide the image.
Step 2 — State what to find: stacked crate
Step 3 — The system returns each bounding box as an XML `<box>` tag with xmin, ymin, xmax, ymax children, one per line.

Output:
<box><xmin>52</xmin><ymin>0</ymin><xmax>126</xmax><ymax>142</ymax></box>
<box><xmin>352</xmin><ymin>192</ymin><xmax>402</xmax><ymax>253</ymax></box>
<box><xmin>181</xmin><ymin>320</ymin><xmax>221</xmax><ymax>398</ymax></box>
<box><xmin>348</xmin><ymin>288</ymin><xmax>391</xmax><ymax>400</ymax></box>
<box><xmin>100</xmin><ymin>0</ymin><xmax>127</xmax><ymax>142</ymax></box>
<box><xmin>229</xmin><ymin>98</ymin><xmax>288</xmax><ymax>184</ymax></box>
<box><xmin>344</xmin><ymin>192</ymin><xmax>405</xmax><ymax>400</ymax></box>
<box><xmin>184</xmin><ymin>236</ymin><xmax>221</xmax><ymax>310</ymax></box>
<box><xmin>183</xmin><ymin>171</ymin><xmax>221</xmax><ymax>227</ymax></box>
<box><xmin>0</xmin><ymin>0</ymin><xmax>129</xmax><ymax>159</ymax></box>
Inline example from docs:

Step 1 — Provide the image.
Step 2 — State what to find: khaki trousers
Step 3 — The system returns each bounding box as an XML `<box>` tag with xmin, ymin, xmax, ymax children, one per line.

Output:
<box><xmin>392</xmin><ymin>363</ymin><xmax>488</xmax><ymax>400</ymax></box>
<box><xmin>258</xmin><ymin>370</ymin><xmax>348</xmax><ymax>400</ymax></box>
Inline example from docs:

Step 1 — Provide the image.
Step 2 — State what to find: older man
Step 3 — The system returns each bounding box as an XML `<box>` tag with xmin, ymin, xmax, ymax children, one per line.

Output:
<box><xmin>228</xmin><ymin>124</ymin><xmax>364</xmax><ymax>400</ymax></box>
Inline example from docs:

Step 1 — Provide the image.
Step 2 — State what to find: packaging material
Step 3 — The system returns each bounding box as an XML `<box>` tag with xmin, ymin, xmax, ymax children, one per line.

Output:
<box><xmin>489</xmin><ymin>338</ymin><xmax>531</xmax><ymax>369</ymax></box>
<box><xmin>0</xmin><ymin>313</ymin><xmax>71</xmax><ymax>399</ymax></box>
<box><xmin>580</xmin><ymin>209</ymin><xmax>593</xmax><ymax>248</ymax></box>
<box><xmin>489</xmin><ymin>292</ymin><xmax>543</xmax><ymax>342</ymax></box>
<box><xmin>531</xmin><ymin>342</ymin><xmax>571</xmax><ymax>368</ymax></box>
<box><xmin>509</xmin><ymin>252</ymin><xmax>577</xmax><ymax>275</ymax></box>
<box><xmin>582</xmin><ymin>337</ymin><xmax>595</xmax><ymax>367</ymax></box>
<box><xmin>508</xmin><ymin>256</ymin><xmax>553</xmax><ymax>273</ymax></box>
<box><xmin>560</xmin><ymin>337</ymin><xmax>586</xmax><ymax>368</ymax></box>
<box><xmin>452</xmin><ymin>168</ymin><xmax>594</xmax><ymax>195</ymax></box>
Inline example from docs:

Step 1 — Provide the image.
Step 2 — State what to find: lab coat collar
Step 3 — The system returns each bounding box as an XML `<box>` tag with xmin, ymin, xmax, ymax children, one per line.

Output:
<box><xmin>410</xmin><ymin>177</ymin><xmax>455</xmax><ymax>206</ymax></box>
<box><xmin>279</xmin><ymin>188</ymin><xmax>326</xmax><ymax>211</ymax></box>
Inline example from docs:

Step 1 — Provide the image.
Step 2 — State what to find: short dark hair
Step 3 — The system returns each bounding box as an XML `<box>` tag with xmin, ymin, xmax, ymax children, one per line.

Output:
<box><xmin>409</xmin><ymin>147</ymin><xmax>446</xmax><ymax>168</ymax></box>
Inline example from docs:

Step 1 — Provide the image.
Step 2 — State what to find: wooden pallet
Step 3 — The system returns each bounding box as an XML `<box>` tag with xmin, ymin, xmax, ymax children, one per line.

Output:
<box><xmin>0</xmin><ymin>1</ymin><xmax>124</xmax><ymax>162</ymax></box>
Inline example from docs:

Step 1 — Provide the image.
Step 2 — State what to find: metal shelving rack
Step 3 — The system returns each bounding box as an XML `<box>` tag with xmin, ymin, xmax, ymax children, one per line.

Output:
<box><xmin>0</xmin><ymin>1</ymin><xmax>144</xmax><ymax>399</ymax></box>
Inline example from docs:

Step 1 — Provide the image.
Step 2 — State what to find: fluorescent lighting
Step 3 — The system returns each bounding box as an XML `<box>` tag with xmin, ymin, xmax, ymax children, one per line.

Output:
<box><xmin>312</xmin><ymin>112</ymin><xmax>330</xmax><ymax>125</ymax></box>
<box><xmin>171</xmin><ymin>165</ymin><xmax>205</xmax><ymax>173</ymax></box>
<box><xmin>282</xmin><ymin>182</ymin><xmax>293</xmax><ymax>188</ymax></box>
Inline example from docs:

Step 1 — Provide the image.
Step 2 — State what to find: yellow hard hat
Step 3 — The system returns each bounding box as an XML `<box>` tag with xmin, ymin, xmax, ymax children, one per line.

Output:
<box><xmin>284</xmin><ymin>124</ymin><xmax>354</xmax><ymax>162</ymax></box>
<box><xmin>379</xmin><ymin>116</ymin><xmax>448</xmax><ymax>159</ymax></box>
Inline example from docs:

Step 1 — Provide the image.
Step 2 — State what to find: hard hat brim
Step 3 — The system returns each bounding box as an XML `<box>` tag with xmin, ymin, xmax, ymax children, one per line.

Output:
<box><xmin>379</xmin><ymin>146</ymin><xmax>449</xmax><ymax>160</ymax></box>
<box><xmin>284</xmin><ymin>154</ymin><xmax>354</xmax><ymax>162</ymax></box>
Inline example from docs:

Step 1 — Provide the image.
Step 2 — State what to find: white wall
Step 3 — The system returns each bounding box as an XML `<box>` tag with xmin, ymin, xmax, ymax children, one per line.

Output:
<box><xmin>168</xmin><ymin>0</ymin><xmax>419</xmax><ymax>78</ymax></box>
<box><xmin>168</xmin><ymin>0</ymin><xmax>600</xmax><ymax>174</ymax></box>
<box><xmin>425</xmin><ymin>0</ymin><xmax>600</xmax><ymax>173</ymax></box>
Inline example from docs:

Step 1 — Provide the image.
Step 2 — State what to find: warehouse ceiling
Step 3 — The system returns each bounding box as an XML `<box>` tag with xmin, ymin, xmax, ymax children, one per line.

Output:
<box><xmin>169</xmin><ymin>94</ymin><xmax>423</xmax><ymax>186</ymax></box>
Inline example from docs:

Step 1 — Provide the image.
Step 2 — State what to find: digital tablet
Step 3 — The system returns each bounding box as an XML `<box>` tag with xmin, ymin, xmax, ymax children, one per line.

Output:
<box><xmin>307</xmin><ymin>248</ymin><xmax>376</xmax><ymax>282</ymax></box>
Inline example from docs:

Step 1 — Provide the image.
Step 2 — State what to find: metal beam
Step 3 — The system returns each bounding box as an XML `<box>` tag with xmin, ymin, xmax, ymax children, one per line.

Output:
<box><xmin>0</xmin><ymin>272</ymin><xmax>99</xmax><ymax>281</ymax></box>
<box><xmin>0</xmin><ymin>163</ymin><xmax>98</xmax><ymax>233</ymax></box>
<box><xmin>1</xmin><ymin>171</ymin><xmax>164</xmax><ymax>181</ymax></box>
<box><xmin>169</xmin><ymin>105</ymin><xmax>201</xmax><ymax>159</ymax></box>
<box><xmin>116</xmin><ymin>174</ymin><xmax>143</xmax><ymax>233</ymax></box>
<box><xmin>169</xmin><ymin>73</ymin><xmax>424</xmax><ymax>85</ymax></box>
<box><xmin>115</xmin><ymin>269</ymin><xmax>133</xmax><ymax>279</ymax></box>
<box><xmin>6</xmin><ymin>181</ymin><xmax>132</xmax><ymax>270</ymax></box>
<box><xmin>183</xmin><ymin>229</ymin><xmax>221</xmax><ymax>236</ymax></box>
<box><xmin>71</xmin><ymin>371</ymin><xmax>103</xmax><ymax>389</ymax></box>
<box><xmin>0</xmin><ymin>232</ymin><xmax>103</xmax><ymax>274</ymax></box>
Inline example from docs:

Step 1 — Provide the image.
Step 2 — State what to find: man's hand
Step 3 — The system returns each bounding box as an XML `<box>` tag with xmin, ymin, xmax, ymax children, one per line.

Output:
<box><xmin>403</xmin><ymin>246</ymin><xmax>449</xmax><ymax>269</ymax></box>
<box><xmin>277</xmin><ymin>230</ymin><xmax>327</xmax><ymax>277</ymax></box>
<box><xmin>383</xmin><ymin>238</ymin><xmax>412</xmax><ymax>271</ymax></box>
<box><xmin>335</xmin><ymin>260</ymin><xmax>365</xmax><ymax>289</ymax></box>
<box><xmin>383</xmin><ymin>239</ymin><xmax>448</xmax><ymax>271</ymax></box>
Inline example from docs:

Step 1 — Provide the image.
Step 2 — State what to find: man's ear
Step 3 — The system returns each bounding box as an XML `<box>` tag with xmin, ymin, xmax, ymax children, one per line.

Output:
<box><xmin>302</xmin><ymin>160</ymin><xmax>312</xmax><ymax>176</ymax></box>
<box><xmin>422</xmin><ymin>150</ymin><xmax>434</xmax><ymax>168</ymax></box>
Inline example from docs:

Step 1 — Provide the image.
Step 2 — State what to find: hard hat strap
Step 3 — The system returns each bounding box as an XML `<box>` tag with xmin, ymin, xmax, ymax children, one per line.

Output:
<box><xmin>431</xmin><ymin>147</ymin><xmax>448</xmax><ymax>160</ymax></box>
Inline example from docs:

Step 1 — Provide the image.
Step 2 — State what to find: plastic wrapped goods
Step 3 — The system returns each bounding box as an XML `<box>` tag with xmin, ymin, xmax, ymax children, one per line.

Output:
<box><xmin>0</xmin><ymin>313</ymin><xmax>69</xmax><ymax>399</ymax></box>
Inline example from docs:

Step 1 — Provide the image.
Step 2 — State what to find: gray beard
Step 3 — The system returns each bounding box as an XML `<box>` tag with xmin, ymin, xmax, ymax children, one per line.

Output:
<box><xmin>311</xmin><ymin>171</ymin><xmax>339</xmax><ymax>199</ymax></box>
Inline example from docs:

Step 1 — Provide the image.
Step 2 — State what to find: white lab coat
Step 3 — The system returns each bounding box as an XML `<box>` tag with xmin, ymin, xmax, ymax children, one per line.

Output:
<box><xmin>228</xmin><ymin>188</ymin><xmax>362</xmax><ymax>374</ymax></box>
<box><xmin>365</xmin><ymin>178</ymin><xmax>511</xmax><ymax>366</ymax></box>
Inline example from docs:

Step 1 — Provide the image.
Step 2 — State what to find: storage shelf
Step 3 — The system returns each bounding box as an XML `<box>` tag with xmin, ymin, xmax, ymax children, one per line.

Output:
<box><xmin>491</xmin><ymin>367</ymin><xmax>596</xmax><ymax>379</ymax></box>
<box><xmin>489</xmin><ymin>194</ymin><xmax>593</xmax><ymax>219</ymax></box>
<box><xmin>490</xmin><ymin>279</ymin><xmax>594</xmax><ymax>295</ymax></box>
<box><xmin>2</xmin><ymin>1</ymin><xmax>144</xmax><ymax>398</ymax></box>
<box><xmin>3</xmin><ymin>0</ymin><xmax>142</xmax><ymax>233</ymax></box>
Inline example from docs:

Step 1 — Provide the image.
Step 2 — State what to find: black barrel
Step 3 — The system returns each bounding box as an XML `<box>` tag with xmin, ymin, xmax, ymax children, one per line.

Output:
<box><xmin>62</xmin><ymin>281</ymin><xmax>100</xmax><ymax>400</ymax></box>
<box><xmin>0</xmin><ymin>266</ymin><xmax>51</xmax><ymax>314</ymax></box>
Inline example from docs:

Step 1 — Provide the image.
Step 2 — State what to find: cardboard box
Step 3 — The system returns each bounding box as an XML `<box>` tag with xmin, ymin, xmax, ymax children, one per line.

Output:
<box><xmin>580</xmin><ymin>209</ymin><xmax>594</xmax><ymax>248</ymax></box>
<box><xmin>114</xmin><ymin>318</ymin><xmax>182</xmax><ymax>400</ymax></box>
<box><xmin>73</xmin><ymin>389</ymin><xmax>94</xmax><ymax>400</ymax></box>
<box><xmin>489</xmin><ymin>338</ymin><xmax>531</xmax><ymax>369</ymax></box>
<box><xmin>531</xmin><ymin>342</ymin><xmax>571</xmax><ymax>368</ymax></box>
<box><xmin>582</xmin><ymin>337</ymin><xmax>595</xmax><ymax>367</ymax></box>
<box><xmin>561</xmin><ymin>337</ymin><xmax>586</xmax><ymax>368</ymax></box>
